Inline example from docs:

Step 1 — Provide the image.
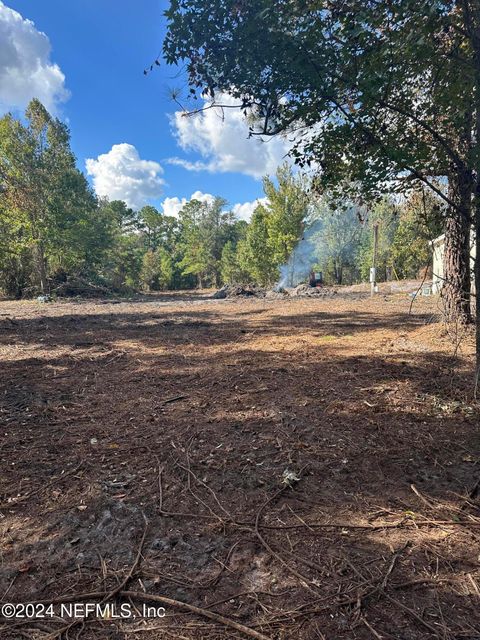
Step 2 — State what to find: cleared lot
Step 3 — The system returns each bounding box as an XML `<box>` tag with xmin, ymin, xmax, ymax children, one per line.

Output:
<box><xmin>1</xmin><ymin>291</ymin><xmax>479</xmax><ymax>639</ymax></box>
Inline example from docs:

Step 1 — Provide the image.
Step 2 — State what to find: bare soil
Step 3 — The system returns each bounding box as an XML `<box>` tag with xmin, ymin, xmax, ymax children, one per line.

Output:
<box><xmin>1</xmin><ymin>289</ymin><xmax>479</xmax><ymax>639</ymax></box>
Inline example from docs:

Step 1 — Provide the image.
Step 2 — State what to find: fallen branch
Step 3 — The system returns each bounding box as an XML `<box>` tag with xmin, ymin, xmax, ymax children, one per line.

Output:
<box><xmin>162</xmin><ymin>395</ymin><xmax>188</xmax><ymax>405</ymax></box>
<box><xmin>361</xmin><ymin>616</ymin><xmax>383</xmax><ymax>640</ymax></box>
<box><xmin>121</xmin><ymin>590</ymin><xmax>272</xmax><ymax>640</ymax></box>
<box><xmin>11</xmin><ymin>590</ymin><xmax>272</xmax><ymax>640</ymax></box>
<box><xmin>103</xmin><ymin>517</ymin><xmax>148</xmax><ymax>602</ymax></box>
<box><xmin>410</xmin><ymin>484</ymin><xmax>437</xmax><ymax>511</ymax></box>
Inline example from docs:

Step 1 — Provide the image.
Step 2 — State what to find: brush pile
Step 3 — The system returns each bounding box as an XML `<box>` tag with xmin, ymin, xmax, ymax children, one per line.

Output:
<box><xmin>53</xmin><ymin>276</ymin><xmax>112</xmax><ymax>298</ymax></box>
<box><xmin>212</xmin><ymin>284</ymin><xmax>266</xmax><ymax>299</ymax></box>
<box><xmin>214</xmin><ymin>283</ymin><xmax>338</xmax><ymax>300</ymax></box>
<box><xmin>270</xmin><ymin>284</ymin><xmax>337</xmax><ymax>298</ymax></box>
<box><xmin>289</xmin><ymin>284</ymin><xmax>338</xmax><ymax>297</ymax></box>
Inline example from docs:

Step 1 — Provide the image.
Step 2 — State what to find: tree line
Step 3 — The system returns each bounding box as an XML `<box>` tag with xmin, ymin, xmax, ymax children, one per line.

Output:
<box><xmin>0</xmin><ymin>100</ymin><xmax>439</xmax><ymax>297</ymax></box>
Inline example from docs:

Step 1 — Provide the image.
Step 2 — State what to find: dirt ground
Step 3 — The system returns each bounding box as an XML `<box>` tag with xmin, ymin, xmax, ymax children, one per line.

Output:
<box><xmin>1</xmin><ymin>289</ymin><xmax>479</xmax><ymax>640</ymax></box>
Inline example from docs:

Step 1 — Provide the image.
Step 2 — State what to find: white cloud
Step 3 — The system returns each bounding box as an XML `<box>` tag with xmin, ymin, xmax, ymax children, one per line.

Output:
<box><xmin>191</xmin><ymin>190</ymin><xmax>216</xmax><ymax>206</ymax></box>
<box><xmin>232</xmin><ymin>198</ymin><xmax>268</xmax><ymax>221</ymax></box>
<box><xmin>0</xmin><ymin>1</ymin><xmax>69</xmax><ymax>114</ymax></box>
<box><xmin>169</xmin><ymin>93</ymin><xmax>292</xmax><ymax>179</ymax></box>
<box><xmin>160</xmin><ymin>191</ymin><xmax>267</xmax><ymax>222</ymax></box>
<box><xmin>161</xmin><ymin>191</ymin><xmax>216</xmax><ymax>217</ymax></box>
<box><xmin>167</xmin><ymin>158</ymin><xmax>211</xmax><ymax>172</ymax></box>
<box><xmin>161</xmin><ymin>196</ymin><xmax>187</xmax><ymax>218</ymax></box>
<box><xmin>86</xmin><ymin>144</ymin><xmax>165</xmax><ymax>210</ymax></box>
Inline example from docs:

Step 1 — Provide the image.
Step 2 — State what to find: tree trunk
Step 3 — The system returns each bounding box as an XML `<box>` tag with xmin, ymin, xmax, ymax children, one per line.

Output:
<box><xmin>34</xmin><ymin>241</ymin><xmax>48</xmax><ymax>294</ymax></box>
<box><xmin>289</xmin><ymin>248</ymin><xmax>296</xmax><ymax>286</ymax></box>
<box><xmin>334</xmin><ymin>261</ymin><xmax>343</xmax><ymax>284</ymax></box>
<box><xmin>474</xmin><ymin>191</ymin><xmax>480</xmax><ymax>390</ymax></box>
<box><xmin>442</xmin><ymin>171</ymin><xmax>473</xmax><ymax>324</ymax></box>
<box><xmin>471</xmin><ymin>0</ymin><xmax>480</xmax><ymax>387</ymax></box>
<box><xmin>451</xmin><ymin>0</ymin><xmax>479</xmax><ymax>381</ymax></box>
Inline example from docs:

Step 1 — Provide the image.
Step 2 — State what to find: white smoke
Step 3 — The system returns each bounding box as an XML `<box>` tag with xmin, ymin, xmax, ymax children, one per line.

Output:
<box><xmin>275</xmin><ymin>202</ymin><xmax>365</xmax><ymax>289</ymax></box>
<box><xmin>276</xmin><ymin>221</ymin><xmax>322</xmax><ymax>289</ymax></box>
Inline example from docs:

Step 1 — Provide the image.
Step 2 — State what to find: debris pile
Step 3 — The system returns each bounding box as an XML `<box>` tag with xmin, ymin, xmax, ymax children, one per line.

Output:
<box><xmin>53</xmin><ymin>276</ymin><xmax>111</xmax><ymax>298</ymax></box>
<box><xmin>214</xmin><ymin>283</ymin><xmax>338</xmax><ymax>299</ymax></box>
<box><xmin>289</xmin><ymin>283</ymin><xmax>338</xmax><ymax>297</ymax></box>
<box><xmin>266</xmin><ymin>284</ymin><xmax>338</xmax><ymax>299</ymax></box>
<box><xmin>213</xmin><ymin>284</ymin><xmax>266</xmax><ymax>299</ymax></box>
<box><xmin>265</xmin><ymin>288</ymin><xmax>290</xmax><ymax>300</ymax></box>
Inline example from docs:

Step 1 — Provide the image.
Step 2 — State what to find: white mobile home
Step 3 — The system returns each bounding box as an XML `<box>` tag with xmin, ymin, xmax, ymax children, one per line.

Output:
<box><xmin>431</xmin><ymin>233</ymin><xmax>476</xmax><ymax>294</ymax></box>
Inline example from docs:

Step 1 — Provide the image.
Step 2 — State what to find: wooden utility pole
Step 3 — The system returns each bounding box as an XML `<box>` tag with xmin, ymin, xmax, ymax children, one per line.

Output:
<box><xmin>370</xmin><ymin>222</ymin><xmax>379</xmax><ymax>297</ymax></box>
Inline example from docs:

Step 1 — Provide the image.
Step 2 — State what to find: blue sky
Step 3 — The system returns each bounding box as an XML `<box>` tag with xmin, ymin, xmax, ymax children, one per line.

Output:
<box><xmin>0</xmin><ymin>1</ymin><xmax>290</xmax><ymax>218</ymax></box>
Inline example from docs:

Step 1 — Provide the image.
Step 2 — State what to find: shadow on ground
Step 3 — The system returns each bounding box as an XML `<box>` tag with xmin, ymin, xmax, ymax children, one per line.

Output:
<box><xmin>0</xmin><ymin>295</ymin><xmax>478</xmax><ymax>639</ymax></box>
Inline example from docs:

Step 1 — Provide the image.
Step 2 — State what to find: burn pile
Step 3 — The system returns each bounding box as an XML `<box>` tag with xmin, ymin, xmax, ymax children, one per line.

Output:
<box><xmin>212</xmin><ymin>284</ymin><xmax>266</xmax><ymax>299</ymax></box>
<box><xmin>266</xmin><ymin>283</ymin><xmax>338</xmax><ymax>299</ymax></box>
<box><xmin>213</xmin><ymin>283</ymin><xmax>338</xmax><ymax>300</ymax></box>
<box><xmin>53</xmin><ymin>276</ymin><xmax>111</xmax><ymax>298</ymax></box>
<box><xmin>290</xmin><ymin>283</ymin><xmax>337</xmax><ymax>297</ymax></box>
